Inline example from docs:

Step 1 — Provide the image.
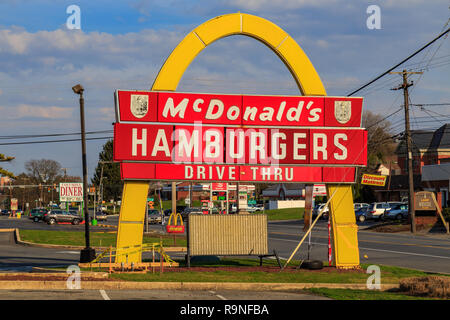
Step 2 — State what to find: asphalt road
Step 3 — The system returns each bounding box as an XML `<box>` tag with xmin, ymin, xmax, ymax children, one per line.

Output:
<box><xmin>268</xmin><ymin>220</ymin><xmax>450</xmax><ymax>274</ymax></box>
<box><xmin>0</xmin><ymin>289</ymin><xmax>329</xmax><ymax>300</ymax></box>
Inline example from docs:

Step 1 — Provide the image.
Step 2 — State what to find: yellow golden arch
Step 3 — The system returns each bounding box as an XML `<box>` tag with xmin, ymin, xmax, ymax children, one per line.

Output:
<box><xmin>116</xmin><ymin>13</ymin><xmax>360</xmax><ymax>268</ymax></box>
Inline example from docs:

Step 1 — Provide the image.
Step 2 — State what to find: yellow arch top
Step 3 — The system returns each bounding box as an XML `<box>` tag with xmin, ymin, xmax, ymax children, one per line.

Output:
<box><xmin>151</xmin><ymin>12</ymin><xmax>326</xmax><ymax>96</ymax></box>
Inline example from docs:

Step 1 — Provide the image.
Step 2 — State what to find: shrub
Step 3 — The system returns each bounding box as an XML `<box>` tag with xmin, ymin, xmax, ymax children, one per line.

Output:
<box><xmin>399</xmin><ymin>276</ymin><xmax>450</xmax><ymax>298</ymax></box>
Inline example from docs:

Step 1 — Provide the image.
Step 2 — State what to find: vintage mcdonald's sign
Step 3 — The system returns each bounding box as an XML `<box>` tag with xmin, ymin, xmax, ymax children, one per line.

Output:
<box><xmin>113</xmin><ymin>91</ymin><xmax>367</xmax><ymax>183</ymax></box>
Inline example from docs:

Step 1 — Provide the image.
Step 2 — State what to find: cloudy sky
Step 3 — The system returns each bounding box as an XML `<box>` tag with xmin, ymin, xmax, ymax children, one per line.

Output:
<box><xmin>0</xmin><ymin>0</ymin><xmax>449</xmax><ymax>179</ymax></box>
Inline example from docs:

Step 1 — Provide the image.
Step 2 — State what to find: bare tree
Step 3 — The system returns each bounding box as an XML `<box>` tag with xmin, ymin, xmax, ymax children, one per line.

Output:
<box><xmin>25</xmin><ymin>159</ymin><xmax>63</xmax><ymax>184</ymax></box>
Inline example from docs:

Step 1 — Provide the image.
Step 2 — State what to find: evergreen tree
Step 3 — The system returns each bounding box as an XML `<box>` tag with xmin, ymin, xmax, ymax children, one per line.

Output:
<box><xmin>0</xmin><ymin>153</ymin><xmax>15</xmax><ymax>178</ymax></box>
<box><xmin>91</xmin><ymin>140</ymin><xmax>122</xmax><ymax>201</ymax></box>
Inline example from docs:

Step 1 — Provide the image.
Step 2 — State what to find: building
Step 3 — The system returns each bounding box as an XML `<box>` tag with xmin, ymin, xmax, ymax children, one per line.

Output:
<box><xmin>370</xmin><ymin>124</ymin><xmax>450</xmax><ymax>206</ymax></box>
<box><xmin>396</xmin><ymin>124</ymin><xmax>450</xmax><ymax>174</ymax></box>
<box><xmin>422</xmin><ymin>162</ymin><xmax>450</xmax><ymax>208</ymax></box>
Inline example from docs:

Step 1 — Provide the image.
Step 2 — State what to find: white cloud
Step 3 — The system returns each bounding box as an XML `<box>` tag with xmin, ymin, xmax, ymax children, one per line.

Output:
<box><xmin>227</xmin><ymin>0</ymin><xmax>338</xmax><ymax>11</ymax></box>
<box><xmin>13</xmin><ymin>104</ymin><xmax>74</xmax><ymax>119</ymax></box>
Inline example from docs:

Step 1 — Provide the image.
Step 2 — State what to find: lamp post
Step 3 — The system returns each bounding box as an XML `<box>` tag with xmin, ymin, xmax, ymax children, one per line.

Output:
<box><xmin>72</xmin><ymin>84</ymin><xmax>96</xmax><ymax>263</ymax></box>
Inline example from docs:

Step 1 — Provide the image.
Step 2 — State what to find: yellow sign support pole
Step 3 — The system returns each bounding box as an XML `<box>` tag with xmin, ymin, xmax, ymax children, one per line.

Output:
<box><xmin>115</xmin><ymin>13</ymin><xmax>360</xmax><ymax>268</ymax></box>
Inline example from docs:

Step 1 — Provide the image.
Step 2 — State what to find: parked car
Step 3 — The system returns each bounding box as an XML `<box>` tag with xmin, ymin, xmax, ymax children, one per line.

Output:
<box><xmin>182</xmin><ymin>207</ymin><xmax>203</xmax><ymax>216</ymax></box>
<box><xmin>355</xmin><ymin>207</ymin><xmax>370</xmax><ymax>222</ymax></box>
<box><xmin>94</xmin><ymin>211</ymin><xmax>107</xmax><ymax>221</ymax></box>
<box><xmin>354</xmin><ymin>203</ymin><xmax>369</xmax><ymax>211</ymax></box>
<box><xmin>1</xmin><ymin>209</ymin><xmax>10</xmax><ymax>216</ymax></box>
<box><xmin>312</xmin><ymin>203</ymin><xmax>329</xmax><ymax>220</ymax></box>
<box><xmin>247</xmin><ymin>204</ymin><xmax>264</xmax><ymax>212</ymax></box>
<box><xmin>29</xmin><ymin>208</ymin><xmax>49</xmax><ymax>222</ymax></box>
<box><xmin>384</xmin><ymin>204</ymin><xmax>409</xmax><ymax>220</ymax></box>
<box><xmin>44</xmin><ymin>210</ymin><xmax>83</xmax><ymax>225</ymax></box>
<box><xmin>147</xmin><ymin>209</ymin><xmax>162</xmax><ymax>224</ymax></box>
<box><xmin>366</xmin><ymin>202</ymin><xmax>391</xmax><ymax>220</ymax></box>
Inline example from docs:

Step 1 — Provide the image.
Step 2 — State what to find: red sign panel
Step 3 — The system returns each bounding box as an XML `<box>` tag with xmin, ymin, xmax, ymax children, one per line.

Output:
<box><xmin>158</xmin><ymin>92</ymin><xmax>242</xmax><ymax>125</ymax></box>
<box><xmin>114</xmin><ymin>90</ymin><xmax>367</xmax><ymax>183</ymax></box>
<box><xmin>212</xmin><ymin>183</ymin><xmax>228</xmax><ymax>191</ymax></box>
<box><xmin>113</xmin><ymin>123</ymin><xmax>366</xmax><ymax>166</ymax></box>
<box><xmin>119</xmin><ymin>163</ymin><xmax>356</xmax><ymax>183</ymax></box>
<box><xmin>241</xmin><ymin>95</ymin><xmax>324</xmax><ymax>126</ymax></box>
<box><xmin>115</xmin><ymin>91</ymin><xmax>363</xmax><ymax>128</ymax></box>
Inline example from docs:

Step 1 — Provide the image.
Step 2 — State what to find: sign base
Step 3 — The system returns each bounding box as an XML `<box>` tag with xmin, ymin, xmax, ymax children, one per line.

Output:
<box><xmin>79</xmin><ymin>247</ymin><xmax>96</xmax><ymax>263</ymax></box>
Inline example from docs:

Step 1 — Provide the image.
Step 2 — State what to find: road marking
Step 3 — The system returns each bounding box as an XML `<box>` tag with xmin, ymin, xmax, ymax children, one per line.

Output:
<box><xmin>270</xmin><ymin>237</ymin><xmax>450</xmax><ymax>260</ymax></box>
<box><xmin>100</xmin><ymin>289</ymin><xmax>110</xmax><ymax>300</ymax></box>
<box><xmin>56</xmin><ymin>251</ymin><xmax>80</xmax><ymax>254</ymax></box>
<box><xmin>209</xmin><ymin>290</ymin><xmax>227</xmax><ymax>300</ymax></box>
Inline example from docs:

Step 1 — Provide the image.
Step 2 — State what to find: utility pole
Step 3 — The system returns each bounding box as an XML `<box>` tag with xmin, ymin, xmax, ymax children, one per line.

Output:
<box><xmin>390</xmin><ymin>70</ymin><xmax>423</xmax><ymax>233</ymax></box>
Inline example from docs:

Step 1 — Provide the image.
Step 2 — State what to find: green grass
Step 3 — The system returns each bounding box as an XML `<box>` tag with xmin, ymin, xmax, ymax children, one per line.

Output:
<box><xmin>106</xmin><ymin>258</ymin><xmax>446</xmax><ymax>285</ymax></box>
<box><xmin>260</xmin><ymin>207</ymin><xmax>304</xmax><ymax>220</ymax></box>
<box><xmin>19</xmin><ymin>230</ymin><xmax>186</xmax><ymax>247</ymax></box>
<box><xmin>305</xmin><ymin>288</ymin><xmax>439</xmax><ymax>300</ymax></box>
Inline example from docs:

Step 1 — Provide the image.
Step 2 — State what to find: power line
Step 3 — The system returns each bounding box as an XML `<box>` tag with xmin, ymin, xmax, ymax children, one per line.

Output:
<box><xmin>0</xmin><ymin>130</ymin><xmax>113</xmax><ymax>140</ymax></box>
<box><xmin>0</xmin><ymin>136</ymin><xmax>112</xmax><ymax>146</ymax></box>
<box><xmin>411</xmin><ymin>103</ymin><xmax>450</xmax><ymax>106</ymax></box>
<box><xmin>347</xmin><ymin>27</ymin><xmax>450</xmax><ymax>96</ymax></box>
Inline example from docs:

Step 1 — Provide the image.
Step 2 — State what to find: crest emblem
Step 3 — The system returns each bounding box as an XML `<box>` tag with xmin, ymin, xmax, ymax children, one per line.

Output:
<box><xmin>334</xmin><ymin>100</ymin><xmax>351</xmax><ymax>124</ymax></box>
<box><xmin>130</xmin><ymin>94</ymin><xmax>149</xmax><ymax>118</ymax></box>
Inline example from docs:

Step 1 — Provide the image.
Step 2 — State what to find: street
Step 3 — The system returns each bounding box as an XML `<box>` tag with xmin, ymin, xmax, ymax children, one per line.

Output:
<box><xmin>0</xmin><ymin>215</ymin><xmax>449</xmax><ymax>274</ymax></box>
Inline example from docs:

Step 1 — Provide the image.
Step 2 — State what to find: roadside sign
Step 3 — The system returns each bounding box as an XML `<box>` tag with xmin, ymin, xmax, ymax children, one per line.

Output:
<box><xmin>414</xmin><ymin>191</ymin><xmax>437</xmax><ymax>211</ymax></box>
<box><xmin>59</xmin><ymin>183</ymin><xmax>83</xmax><ymax>202</ymax></box>
<box><xmin>313</xmin><ymin>184</ymin><xmax>327</xmax><ymax>196</ymax></box>
<box><xmin>361</xmin><ymin>174</ymin><xmax>387</xmax><ymax>186</ymax></box>
<box><xmin>212</xmin><ymin>183</ymin><xmax>228</xmax><ymax>191</ymax></box>
<box><xmin>11</xmin><ymin>198</ymin><xmax>18</xmax><ymax>211</ymax></box>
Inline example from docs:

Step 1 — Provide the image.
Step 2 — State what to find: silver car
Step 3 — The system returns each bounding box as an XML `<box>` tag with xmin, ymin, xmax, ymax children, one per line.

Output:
<box><xmin>44</xmin><ymin>209</ymin><xmax>83</xmax><ymax>225</ymax></box>
<box><xmin>384</xmin><ymin>204</ymin><xmax>409</xmax><ymax>220</ymax></box>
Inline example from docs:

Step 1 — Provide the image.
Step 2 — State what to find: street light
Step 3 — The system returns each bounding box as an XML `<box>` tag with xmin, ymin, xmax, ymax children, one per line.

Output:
<box><xmin>72</xmin><ymin>84</ymin><xmax>96</xmax><ymax>263</ymax></box>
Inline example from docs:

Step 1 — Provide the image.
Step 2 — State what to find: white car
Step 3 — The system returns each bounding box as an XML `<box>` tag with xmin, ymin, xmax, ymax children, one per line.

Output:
<box><xmin>367</xmin><ymin>202</ymin><xmax>391</xmax><ymax>220</ymax></box>
<box><xmin>312</xmin><ymin>203</ymin><xmax>329</xmax><ymax>220</ymax></box>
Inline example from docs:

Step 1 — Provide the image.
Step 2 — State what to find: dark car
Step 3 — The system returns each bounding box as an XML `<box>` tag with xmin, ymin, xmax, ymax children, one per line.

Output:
<box><xmin>1</xmin><ymin>209</ymin><xmax>10</xmax><ymax>216</ymax></box>
<box><xmin>29</xmin><ymin>208</ymin><xmax>49</xmax><ymax>222</ymax></box>
<box><xmin>44</xmin><ymin>209</ymin><xmax>83</xmax><ymax>225</ymax></box>
<box><xmin>355</xmin><ymin>207</ymin><xmax>370</xmax><ymax>222</ymax></box>
<box><xmin>94</xmin><ymin>211</ymin><xmax>107</xmax><ymax>221</ymax></box>
<box><xmin>384</xmin><ymin>204</ymin><xmax>409</xmax><ymax>220</ymax></box>
<box><xmin>181</xmin><ymin>207</ymin><xmax>203</xmax><ymax>220</ymax></box>
<box><xmin>147</xmin><ymin>209</ymin><xmax>162</xmax><ymax>224</ymax></box>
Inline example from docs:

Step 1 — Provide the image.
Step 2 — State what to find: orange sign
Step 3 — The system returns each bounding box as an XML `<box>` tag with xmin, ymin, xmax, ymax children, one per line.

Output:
<box><xmin>361</xmin><ymin>174</ymin><xmax>386</xmax><ymax>186</ymax></box>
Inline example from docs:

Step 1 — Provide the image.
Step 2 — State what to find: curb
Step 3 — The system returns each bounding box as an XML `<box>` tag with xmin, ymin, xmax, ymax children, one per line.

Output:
<box><xmin>0</xmin><ymin>271</ymin><xmax>109</xmax><ymax>279</ymax></box>
<box><xmin>0</xmin><ymin>280</ymin><xmax>399</xmax><ymax>291</ymax></box>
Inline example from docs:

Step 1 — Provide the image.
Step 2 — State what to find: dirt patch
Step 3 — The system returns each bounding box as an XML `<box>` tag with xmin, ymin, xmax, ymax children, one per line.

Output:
<box><xmin>399</xmin><ymin>276</ymin><xmax>450</xmax><ymax>298</ymax></box>
<box><xmin>370</xmin><ymin>223</ymin><xmax>429</xmax><ymax>233</ymax></box>
<box><xmin>152</xmin><ymin>265</ymin><xmax>365</xmax><ymax>274</ymax></box>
